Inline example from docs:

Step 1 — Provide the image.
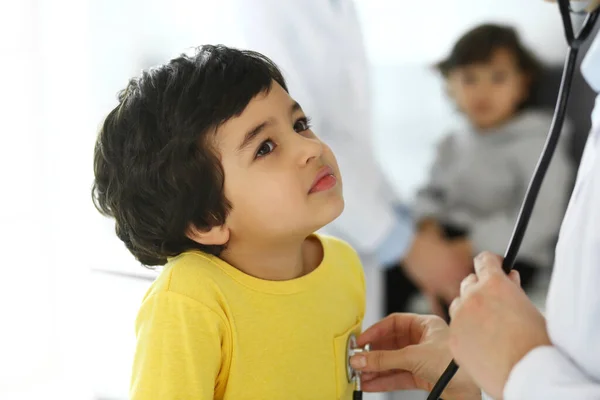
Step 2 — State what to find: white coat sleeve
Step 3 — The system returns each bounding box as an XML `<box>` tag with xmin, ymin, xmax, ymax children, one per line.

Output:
<box><xmin>504</xmin><ymin>346</ymin><xmax>600</xmax><ymax>399</ymax></box>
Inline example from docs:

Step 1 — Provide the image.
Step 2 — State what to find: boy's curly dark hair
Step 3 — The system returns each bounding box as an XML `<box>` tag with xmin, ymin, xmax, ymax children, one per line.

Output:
<box><xmin>436</xmin><ymin>24</ymin><xmax>544</xmax><ymax>107</ymax></box>
<box><xmin>92</xmin><ymin>45</ymin><xmax>287</xmax><ymax>266</ymax></box>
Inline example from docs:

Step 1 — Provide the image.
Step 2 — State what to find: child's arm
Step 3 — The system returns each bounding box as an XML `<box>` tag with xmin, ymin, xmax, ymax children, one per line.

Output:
<box><xmin>130</xmin><ymin>292</ymin><xmax>229</xmax><ymax>400</ymax></box>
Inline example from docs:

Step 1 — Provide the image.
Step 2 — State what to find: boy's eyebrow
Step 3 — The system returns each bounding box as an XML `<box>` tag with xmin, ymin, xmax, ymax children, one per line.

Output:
<box><xmin>237</xmin><ymin>101</ymin><xmax>302</xmax><ymax>152</ymax></box>
<box><xmin>237</xmin><ymin>120</ymin><xmax>271</xmax><ymax>153</ymax></box>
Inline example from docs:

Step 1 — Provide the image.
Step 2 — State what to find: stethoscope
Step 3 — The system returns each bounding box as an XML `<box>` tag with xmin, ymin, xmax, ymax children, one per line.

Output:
<box><xmin>346</xmin><ymin>0</ymin><xmax>600</xmax><ymax>399</ymax></box>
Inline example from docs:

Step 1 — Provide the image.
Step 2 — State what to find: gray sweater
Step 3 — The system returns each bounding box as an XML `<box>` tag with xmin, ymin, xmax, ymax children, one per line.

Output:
<box><xmin>414</xmin><ymin>110</ymin><xmax>574</xmax><ymax>268</ymax></box>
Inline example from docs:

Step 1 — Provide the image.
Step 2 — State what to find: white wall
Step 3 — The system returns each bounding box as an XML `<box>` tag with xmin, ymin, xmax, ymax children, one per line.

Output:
<box><xmin>0</xmin><ymin>0</ymin><xmax>94</xmax><ymax>399</ymax></box>
<box><xmin>356</xmin><ymin>0</ymin><xmax>568</xmax><ymax>65</ymax></box>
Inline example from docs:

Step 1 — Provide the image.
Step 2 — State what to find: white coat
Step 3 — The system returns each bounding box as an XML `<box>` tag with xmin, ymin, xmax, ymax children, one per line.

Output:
<box><xmin>504</xmin><ymin>28</ymin><xmax>600</xmax><ymax>400</ymax></box>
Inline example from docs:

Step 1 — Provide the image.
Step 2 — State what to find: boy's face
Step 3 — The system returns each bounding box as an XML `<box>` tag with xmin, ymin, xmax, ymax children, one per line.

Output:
<box><xmin>214</xmin><ymin>82</ymin><xmax>344</xmax><ymax>245</ymax></box>
<box><xmin>447</xmin><ymin>48</ymin><xmax>528</xmax><ymax>130</ymax></box>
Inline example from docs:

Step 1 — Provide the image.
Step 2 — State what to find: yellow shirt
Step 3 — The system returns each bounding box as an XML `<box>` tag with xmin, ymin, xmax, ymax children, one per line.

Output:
<box><xmin>130</xmin><ymin>234</ymin><xmax>366</xmax><ymax>400</ymax></box>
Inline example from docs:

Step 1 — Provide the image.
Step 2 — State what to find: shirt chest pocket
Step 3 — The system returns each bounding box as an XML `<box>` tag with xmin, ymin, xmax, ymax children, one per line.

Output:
<box><xmin>333</xmin><ymin>319</ymin><xmax>362</xmax><ymax>400</ymax></box>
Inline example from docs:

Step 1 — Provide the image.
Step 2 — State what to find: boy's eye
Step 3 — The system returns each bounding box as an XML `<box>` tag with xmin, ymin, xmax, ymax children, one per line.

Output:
<box><xmin>256</xmin><ymin>139</ymin><xmax>276</xmax><ymax>158</ymax></box>
<box><xmin>462</xmin><ymin>72</ymin><xmax>477</xmax><ymax>85</ymax></box>
<box><xmin>294</xmin><ymin>117</ymin><xmax>312</xmax><ymax>133</ymax></box>
<box><xmin>492</xmin><ymin>71</ymin><xmax>508</xmax><ymax>84</ymax></box>
<box><xmin>254</xmin><ymin>117</ymin><xmax>312</xmax><ymax>159</ymax></box>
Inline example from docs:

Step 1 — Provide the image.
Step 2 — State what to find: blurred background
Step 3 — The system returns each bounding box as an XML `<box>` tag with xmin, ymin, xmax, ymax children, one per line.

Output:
<box><xmin>0</xmin><ymin>1</ymin><xmax>595</xmax><ymax>399</ymax></box>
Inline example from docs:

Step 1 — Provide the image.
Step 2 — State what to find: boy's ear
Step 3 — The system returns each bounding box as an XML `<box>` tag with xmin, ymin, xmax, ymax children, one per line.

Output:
<box><xmin>186</xmin><ymin>223</ymin><xmax>230</xmax><ymax>246</ymax></box>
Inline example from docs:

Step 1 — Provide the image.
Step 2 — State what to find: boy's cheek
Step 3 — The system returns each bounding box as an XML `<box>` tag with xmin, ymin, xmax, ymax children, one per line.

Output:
<box><xmin>322</xmin><ymin>145</ymin><xmax>341</xmax><ymax>174</ymax></box>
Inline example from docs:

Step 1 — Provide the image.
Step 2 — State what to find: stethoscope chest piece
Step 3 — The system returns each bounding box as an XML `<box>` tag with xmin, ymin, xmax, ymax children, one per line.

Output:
<box><xmin>346</xmin><ymin>333</ymin><xmax>358</xmax><ymax>382</ymax></box>
<box><xmin>346</xmin><ymin>333</ymin><xmax>371</xmax><ymax>383</ymax></box>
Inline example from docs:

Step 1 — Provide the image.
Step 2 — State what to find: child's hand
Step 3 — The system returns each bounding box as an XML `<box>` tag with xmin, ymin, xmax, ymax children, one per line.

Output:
<box><xmin>403</xmin><ymin>233</ymin><xmax>474</xmax><ymax>303</ymax></box>
<box><xmin>417</xmin><ymin>218</ymin><xmax>443</xmax><ymax>237</ymax></box>
<box><xmin>448</xmin><ymin>238</ymin><xmax>474</xmax><ymax>269</ymax></box>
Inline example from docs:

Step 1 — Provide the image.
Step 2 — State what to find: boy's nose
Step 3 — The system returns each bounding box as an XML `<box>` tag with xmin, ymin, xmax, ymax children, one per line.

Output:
<box><xmin>296</xmin><ymin>135</ymin><xmax>323</xmax><ymax>166</ymax></box>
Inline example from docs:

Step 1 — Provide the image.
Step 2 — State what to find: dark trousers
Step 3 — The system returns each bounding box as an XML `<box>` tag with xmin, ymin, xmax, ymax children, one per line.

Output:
<box><xmin>384</xmin><ymin>224</ymin><xmax>539</xmax><ymax>317</ymax></box>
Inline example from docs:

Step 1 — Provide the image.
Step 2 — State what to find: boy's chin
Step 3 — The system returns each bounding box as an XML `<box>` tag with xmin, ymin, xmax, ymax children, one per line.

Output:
<box><xmin>311</xmin><ymin>197</ymin><xmax>345</xmax><ymax>230</ymax></box>
<box><xmin>471</xmin><ymin>113</ymin><xmax>512</xmax><ymax>130</ymax></box>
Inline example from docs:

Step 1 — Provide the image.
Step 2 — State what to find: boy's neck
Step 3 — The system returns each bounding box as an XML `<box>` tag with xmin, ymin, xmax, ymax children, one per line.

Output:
<box><xmin>219</xmin><ymin>235</ymin><xmax>323</xmax><ymax>281</ymax></box>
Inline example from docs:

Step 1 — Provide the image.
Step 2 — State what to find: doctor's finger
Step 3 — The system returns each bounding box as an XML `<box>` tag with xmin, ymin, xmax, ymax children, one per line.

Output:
<box><xmin>357</xmin><ymin>313</ymin><xmax>420</xmax><ymax>347</ymax></box>
<box><xmin>508</xmin><ymin>270</ymin><xmax>521</xmax><ymax>287</ymax></box>
<box><xmin>350</xmin><ymin>347</ymin><xmax>417</xmax><ymax>373</ymax></box>
<box><xmin>361</xmin><ymin>370</ymin><xmax>419</xmax><ymax>393</ymax></box>
<box><xmin>449</xmin><ymin>297</ymin><xmax>462</xmax><ymax>320</ymax></box>
<box><xmin>474</xmin><ymin>252</ymin><xmax>504</xmax><ymax>280</ymax></box>
<box><xmin>460</xmin><ymin>273</ymin><xmax>478</xmax><ymax>297</ymax></box>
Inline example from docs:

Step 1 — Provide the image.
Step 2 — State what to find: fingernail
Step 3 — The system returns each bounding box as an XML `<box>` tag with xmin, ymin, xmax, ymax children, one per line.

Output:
<box><xmin>350</xmin><ymin>355</ymin><xmax>366</xmax><ymax>368</ymax></box>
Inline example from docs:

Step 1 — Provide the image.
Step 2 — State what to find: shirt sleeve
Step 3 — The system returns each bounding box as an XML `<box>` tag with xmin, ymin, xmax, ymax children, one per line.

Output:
<box><xmin>130</xmin><ymin>292</ymin><xmax>229</xmax><ymax>400</ymax></box>
<box><xmin>504</xmin><ymin>346</ymin><xmax>600</xmax><ymax>399</ymax></box>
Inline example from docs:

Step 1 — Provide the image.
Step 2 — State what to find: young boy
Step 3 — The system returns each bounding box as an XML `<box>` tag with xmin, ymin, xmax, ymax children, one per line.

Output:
<box><xmin>92</xmin><ymin>45</ymin><xmax>365</xmax><ymax>399</ymax></box>
<box><xmin>385</xmin><ymin>24</ymin><xmax>574</xmax><ymax>317</ymax></box>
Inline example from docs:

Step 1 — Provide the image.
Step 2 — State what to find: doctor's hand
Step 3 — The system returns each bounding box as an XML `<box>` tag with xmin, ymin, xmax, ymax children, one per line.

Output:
<box><xmin>350</xmin><ymin>313</ymin><xmax>480</xmax><ymax>400</ymax></box>
<box><xmin>448</xmin><ymin>252</ymin><xmax>551</xmax><ymax>399</ymax></box>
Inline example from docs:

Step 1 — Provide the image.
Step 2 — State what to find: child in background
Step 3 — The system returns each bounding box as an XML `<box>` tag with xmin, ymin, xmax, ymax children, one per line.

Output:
<box><xmin>386</xmin><ymin>24</ymin><xmax>573</xmax><ymax>315</ymax></box>
<box><xmin>92</xmin><ymin>45</ymin><xmax>365</xmax><ymax>399</ymax></box>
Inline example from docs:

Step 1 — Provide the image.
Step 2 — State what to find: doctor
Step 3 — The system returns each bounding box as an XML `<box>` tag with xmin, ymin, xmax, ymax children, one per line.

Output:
<box><xmin>349</xmin><ymin>1</ymin><xmax>600</xmax><ymax>399</ymax></box>
<box><xmin>230</xmin><ymin>0</ymin><xmax>470</xmax><ymax>329</ymax></box>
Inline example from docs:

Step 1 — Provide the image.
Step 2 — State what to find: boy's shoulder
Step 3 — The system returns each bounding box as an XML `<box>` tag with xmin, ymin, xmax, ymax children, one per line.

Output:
<box><xmin>143</xmin><ymin>251</ymin><xmax>228</xmax><ymax>310</ymax></box>
<box><xmin>516</xmin><ymin>109</ymin><xmax>556</xmax><ymax>131</ymax></box>
<box><xmin>317</xmin><ymin>233</ymin><xmax>360</xmax><ymax>259</ymax></box>
<box><xmin>316</xmin><ymin>233</ymin><xmax>364</xmax><ymax>277</ymax></box>
<box><xmin>508</xmin><ymin>109</ymin><xmax>573</xmax><ymax>147</ymax></box>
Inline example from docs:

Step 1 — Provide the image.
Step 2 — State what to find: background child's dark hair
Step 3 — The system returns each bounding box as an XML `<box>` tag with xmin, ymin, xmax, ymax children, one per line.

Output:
<box><xmin>92</xmin><ymin>45</ymin><xmax>287</xmax><ymax>267</ymax></box>
<box><xmin>435</xmin><ymin>23</ymin><xmax>544</xmax><ymax>107</ymax></box>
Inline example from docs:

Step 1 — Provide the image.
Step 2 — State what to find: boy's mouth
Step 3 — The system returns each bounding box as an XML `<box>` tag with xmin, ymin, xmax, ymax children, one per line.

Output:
<box><xmin>472</xmin><ymin>101</ymin><xmax>492</xmax><ymax>114</ymax></box>
<box><xmin>309</xmin><ymin>165</ymin><xmax>337</xmax><ymax>194</ymax></box>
